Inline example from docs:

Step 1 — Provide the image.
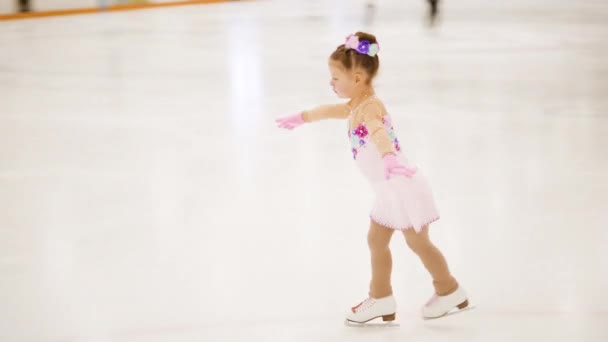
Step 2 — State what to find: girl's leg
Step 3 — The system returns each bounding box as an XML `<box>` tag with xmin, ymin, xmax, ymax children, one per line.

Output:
<box><xmin>402</xmin><ymin>225</ymin><xmax>458</xmax><ymax>296</ymax></box>
<box><xmin>367</xmin><ymin>219</ymin><xmax>395</xmax><ymax>298</ymax></box>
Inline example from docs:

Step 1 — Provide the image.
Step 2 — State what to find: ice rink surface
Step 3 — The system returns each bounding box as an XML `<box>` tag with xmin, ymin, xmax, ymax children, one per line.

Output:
<box><xmin>1</xmin><ymin>0</ymin><xmax>607</xmax><ymax>341</ymax></box>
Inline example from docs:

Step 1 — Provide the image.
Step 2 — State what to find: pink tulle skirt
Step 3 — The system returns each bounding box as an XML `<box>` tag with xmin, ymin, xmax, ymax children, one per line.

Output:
<box><xmin>354</xmin><ymin>147</ymin><xmax>440</xmax><ymax>233</ymax></box>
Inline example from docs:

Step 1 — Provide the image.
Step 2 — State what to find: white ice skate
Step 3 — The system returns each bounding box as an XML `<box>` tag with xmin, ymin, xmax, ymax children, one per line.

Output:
<box><xmin>421</xmin><ymin>286</ymin><xmax>473</xmax><ymax>320</ymax></box>
<box><xmin>344</xmin><ymin>295</ymin><xmax>399</xmax><ymax>327</ymax></box>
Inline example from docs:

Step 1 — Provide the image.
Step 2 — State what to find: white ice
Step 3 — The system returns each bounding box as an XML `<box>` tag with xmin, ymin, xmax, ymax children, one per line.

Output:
<box><xmin>1</xmin><ymin>0</ymin><xmax>607</xmax><ymax>341</ymax></box>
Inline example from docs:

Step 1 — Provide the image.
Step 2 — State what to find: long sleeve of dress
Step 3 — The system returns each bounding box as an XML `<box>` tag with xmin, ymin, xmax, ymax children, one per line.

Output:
<box><xmin>302</xmin><ymin>103</ymin><xmax>351</xmax><ymax>122</ymax></box>
<box><xmin>359</xmin><ymin>102</ymin><xmax>395</xmax><ymax>157</ymax></box>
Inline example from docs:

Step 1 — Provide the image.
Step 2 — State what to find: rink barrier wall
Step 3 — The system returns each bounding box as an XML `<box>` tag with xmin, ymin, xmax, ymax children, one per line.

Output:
<box><xmin>0</xmin><ymin>0</ymin><xmax>236</xmax><ymax>20</ymax></box>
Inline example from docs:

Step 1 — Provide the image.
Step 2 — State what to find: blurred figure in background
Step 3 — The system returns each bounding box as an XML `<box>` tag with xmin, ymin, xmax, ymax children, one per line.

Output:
<box><xmin>428</xmin><ymin>0</ymin><xmax>439</xmax><ymax>24</ymax></box>
<box><xmin>18</xmin><ymin>0</ymin><xmax>31</xmax><ymax>12</ymax></box>
<box><xmin>365</xmin><ymin>0</ymin><xmax>441</xmax><ymax>26</ymax></box>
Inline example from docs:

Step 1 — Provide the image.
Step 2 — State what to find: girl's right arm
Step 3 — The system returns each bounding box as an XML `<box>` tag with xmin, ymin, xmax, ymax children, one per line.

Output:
<box><xmin>302</xmin><ymin>103</ymin><xmax>351</xmax><ymax>122</ymax></box>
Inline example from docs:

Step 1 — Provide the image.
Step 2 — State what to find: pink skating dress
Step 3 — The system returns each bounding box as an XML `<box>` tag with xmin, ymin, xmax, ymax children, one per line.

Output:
<box><xmin>347</xmin><ymin>99</ymin><xmax>440</xmax><ymax>233</ymax></box>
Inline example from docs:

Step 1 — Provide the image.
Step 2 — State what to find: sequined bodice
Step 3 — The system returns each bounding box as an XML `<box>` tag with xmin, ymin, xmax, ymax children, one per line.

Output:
<box><xmin>347</xmin><ymin>114</ymin><xmax>401</xmax><ymax>160</ymax></box>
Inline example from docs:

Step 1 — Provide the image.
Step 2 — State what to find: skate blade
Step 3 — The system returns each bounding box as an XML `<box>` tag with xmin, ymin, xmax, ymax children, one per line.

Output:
<box><xmin>344</xmin><ymin>319</ymin><xmax>400</xmax><ymax>328</ymax></box>
<box><xmin>423</xmin><ymin>304</ymin><xmax>476</xmax><ymax>321</ymax></box>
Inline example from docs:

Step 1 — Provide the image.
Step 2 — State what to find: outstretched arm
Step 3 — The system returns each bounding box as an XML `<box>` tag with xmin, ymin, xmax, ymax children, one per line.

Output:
<box><xmin>302</xmin><ymin>103</ymin><xmax>351</xmax><ymax>122</ymax></box>
<box><xmin>276</xmin><ymin>103</ymin><xmax>350</xmax><ymax>130</ymax></box>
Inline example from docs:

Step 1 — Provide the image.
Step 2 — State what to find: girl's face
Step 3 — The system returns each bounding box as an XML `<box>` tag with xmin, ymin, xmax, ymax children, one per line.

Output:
<box><xmin>328</xmin><ymin>59</ymin><xmax>357</xmax><ymax>99</ymax></box>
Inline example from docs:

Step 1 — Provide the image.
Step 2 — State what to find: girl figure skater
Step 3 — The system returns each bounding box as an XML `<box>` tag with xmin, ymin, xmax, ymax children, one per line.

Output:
<box><xmin>275</xmin><ymin>32</ymin><xmax>468</xmax><ymax>324</ymax></box>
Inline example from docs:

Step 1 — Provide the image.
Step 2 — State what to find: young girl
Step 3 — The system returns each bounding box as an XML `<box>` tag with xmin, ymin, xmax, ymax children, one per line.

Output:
<box><xmin>275</xmin><ymin>32</ymin><xmax>468</xmax><ymax>324</ymax></box>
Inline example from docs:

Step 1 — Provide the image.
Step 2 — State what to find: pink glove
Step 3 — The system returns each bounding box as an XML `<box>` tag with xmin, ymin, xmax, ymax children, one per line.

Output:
<box><xmin>383</xmin><ymin>154</ymin><xmax>417</xmax><ymax>180</ymax></box>
<box><xmin>275</xmin><ymin>112</ymin><xmax>305</xmax><ymax>130</ymax></box>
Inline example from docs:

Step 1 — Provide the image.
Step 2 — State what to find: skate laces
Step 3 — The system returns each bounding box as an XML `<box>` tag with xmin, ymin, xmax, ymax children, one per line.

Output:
<box><xmin>352</xmin><ymin>298</ymin><xmax>376</xmax><ymax>313</ymax></box>
<box><xmin>425</xmin><ymin>294</ymin><xmax>439</xmax><ymax>307</ymax></box>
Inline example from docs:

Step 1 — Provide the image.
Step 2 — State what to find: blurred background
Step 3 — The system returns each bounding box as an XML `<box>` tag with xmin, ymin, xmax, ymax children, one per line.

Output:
<box><xmin>1</xmin><ymin>1</ymin><xmax>607</xmax><ymax>342</ymax></box>
<box><xmin>2</xmin><ymin>0</ymin><xmax>181</xmax><ymax>15</ymax></box>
